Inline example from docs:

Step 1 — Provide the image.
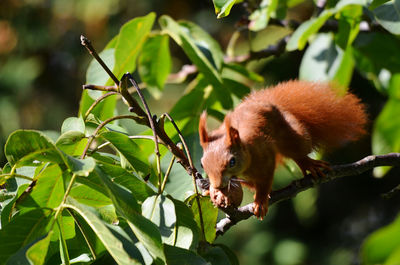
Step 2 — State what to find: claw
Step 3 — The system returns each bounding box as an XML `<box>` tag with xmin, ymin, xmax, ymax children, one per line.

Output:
<box><xmin>295</xmin><ymin>157</ymin><xmax>332</xmax><ymax>179</ymax></box>
<box><xmin>253</xmin><ymin>199</ymin><xmax>269</xmax><ymax>219</ymax></box>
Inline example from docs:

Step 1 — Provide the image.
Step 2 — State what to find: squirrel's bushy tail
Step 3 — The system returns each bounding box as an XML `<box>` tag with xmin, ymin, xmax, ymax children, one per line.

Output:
<box><xmin>261</xmin><ymin>80</ymin><xmax>367</xmax><ymax>148</ymax></box>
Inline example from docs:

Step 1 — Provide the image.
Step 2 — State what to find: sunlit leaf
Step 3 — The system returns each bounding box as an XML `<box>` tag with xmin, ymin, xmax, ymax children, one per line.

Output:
<box><xmin>139</xmin><ymin>34</ymin><xmax>171</xmax><ymax>99</ymax></box>
<box><xmin>373</xmin><ymin>0</ymin><xmax>400</xmax><ymax>35</ymax></box>
<box><xmin>5</xmin><ymin>130</ymin><xmax>65</xmax><ymax>167</ymax></box>
<box><xmin>213</xmin><ymin>0</ymin><xmax>237</xmax><ymax>18</ymax></box>
<box><xmin>113</xmin><ymin>13</ymin><xmax>156</xmax><ymax>79</ymax></box>
<box><xmin>61</xmin><ymin>117</ymin><xmax>85</xmax><ymax>134</ymax></box>
<box><xmin>65</xmin><ymin>198</ymin><xmax>143</xmax><ymax>265</ymax></box>
<box><xmin>361</xmin><ymin>214</ymin><xmax>400</xmax><ymax>264</ymax></box>
<box><xmin>249</xmin><ymin>0</ymin><xmax>279</xmax><ymax>31</ymax></box>
<box><xmin>299</xmin><ymin>33</ymin><xmax>354</xmax><ymax>87</ymax></box>
<box><xmin>159</xmin><ymin>15</ymin><xmax>232</xmax><ymax>109</ymax></box>
<box><xmin>172</xmin><ymin>198</ymin><xmax>200</xmax><ymax>250</ymax></box>
<box><xmin>17</xmin><ymin>164</ymin><xmax>64</xmax><ymax>214</ymax></box>
<box><xmin>56</xmin><ymin>131</ymin><xmax>88</xmax><ymax>156</ymax></box>
<box><xmin>188</xmin><ymin>195</ymin><xmax>218</xmax><ymax>243</ymax></box>
<box><xmin>142</xmin><ymin>195</ymin><xmax>176</xmax><ymax>244</ymax></box>
<box><xmin>69</xmin><ymin>184</ymin><xmax>112</xmax><ymax>207</ymax></box>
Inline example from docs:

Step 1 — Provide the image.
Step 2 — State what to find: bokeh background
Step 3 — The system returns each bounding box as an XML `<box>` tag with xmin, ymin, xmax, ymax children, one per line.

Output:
<box><xmin>1</xmin><ymin>0</ymin><xmax>399</xmax><ymax>264</ymax></box>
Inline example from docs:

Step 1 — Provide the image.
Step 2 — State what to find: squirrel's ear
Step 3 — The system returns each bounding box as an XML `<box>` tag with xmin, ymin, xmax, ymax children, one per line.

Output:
<box><xmin>199</xmin><ymin>111</ymin><xmax>209</xmax><ymax>148</ymax></box>
<box><xmin>225</xmin><ymin>115</ymin><xmax>240</xmax><ymax>146</ymax></box>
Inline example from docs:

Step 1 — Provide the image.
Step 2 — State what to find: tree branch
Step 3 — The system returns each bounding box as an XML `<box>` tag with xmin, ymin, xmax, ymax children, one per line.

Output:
<box><xmin>216</xmin><ymin>153</ymin><xmax>400</xmax><ymax>236</ymax></box>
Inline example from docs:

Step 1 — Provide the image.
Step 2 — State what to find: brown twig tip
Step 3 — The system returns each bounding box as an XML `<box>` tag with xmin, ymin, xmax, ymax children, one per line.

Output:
<box><xmin>80</xmin><ymin>35</ymin><xmax>90</xmax><ymax>46</ymax></box>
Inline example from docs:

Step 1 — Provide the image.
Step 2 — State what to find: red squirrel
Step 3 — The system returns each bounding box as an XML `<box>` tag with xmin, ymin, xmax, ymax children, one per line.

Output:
<box><xmin>199</xmin><ymin>80</ymin><xmax>367</xmax><ymax>218</ymax></box>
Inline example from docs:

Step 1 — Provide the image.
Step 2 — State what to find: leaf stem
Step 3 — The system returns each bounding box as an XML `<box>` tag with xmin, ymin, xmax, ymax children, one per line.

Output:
<box><xmin>124</xmin><ymin>73</ymin><xmax>162</xmax><ymax>193</ymax></box>
<box><xmin>160</xmin><ymin>113</ymin><xmax>206</xmax><ymax>240</ymax></box>
<box><xmin>81</xmin><ymin>115</ymin><xmax>146</xmax><ymax>159</ymax></box>
<box><xmin>91</xmin><ymin>135</ymin><xmax>165</xmax><ymax>154</ymax></box>
<box><xmin>66</xmin><ymin>208</ymin><xmax>97</xmax><ymax>259</ymax></box>
<box><xmin>83</xmin><ymin>91</ymin><xmax>118</xmax><ymax>120</ymax></box>
<box><xmin>160</xmin><ymin>155</ymin><xmax>175</xmax><ymax>194</ymax></box>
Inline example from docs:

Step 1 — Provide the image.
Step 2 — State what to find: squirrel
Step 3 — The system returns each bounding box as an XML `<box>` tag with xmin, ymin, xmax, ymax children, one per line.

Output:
<box><xmin>199</xmin><ymin>80</ymin><xmax>367</xmax><ymax>218</ymax></box>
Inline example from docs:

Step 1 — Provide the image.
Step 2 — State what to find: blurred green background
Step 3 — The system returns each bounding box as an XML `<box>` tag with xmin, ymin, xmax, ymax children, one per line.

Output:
<box><xmin>1</xmin><ymin>0</ymin><xmax>400</xmax><ymax>264</ymax></box>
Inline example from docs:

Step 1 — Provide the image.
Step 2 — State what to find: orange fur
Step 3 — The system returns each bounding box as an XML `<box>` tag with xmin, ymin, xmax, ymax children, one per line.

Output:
<box><xmin>199</xmin><ymin>80</ymin><xmax>367</xmax><ymax>218</ymax></box>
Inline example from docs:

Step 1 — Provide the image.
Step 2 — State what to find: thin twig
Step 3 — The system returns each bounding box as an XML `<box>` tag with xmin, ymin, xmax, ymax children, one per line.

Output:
<box><xmin>83</xmin><ymin>84</ymin><xmax>118</xmax><ymax>92</ymax></box>
<box><xmin>84</xmin><ymin>91</ymin><xmax>118</xmax><ymax>120</ymax></box>
<box><xmin>80</xmin><ymin>35</ymin><xmax>119</xmax><ymax>86</ymax></box>
<box><xmin>215</xmin><ymin>153</ymin><xmax>400</xmax><ymax>236</ymax></box>
<box><xmin>123</xmin><ymin>73</ymin><xmax>162</xmax><ymax>193</ymax></box>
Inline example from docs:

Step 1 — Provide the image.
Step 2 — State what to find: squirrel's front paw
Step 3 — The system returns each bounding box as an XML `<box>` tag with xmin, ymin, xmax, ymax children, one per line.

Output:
<box><xmin>209</xmin><ymin>182</ymin><xmax>243</xmax><ymax>208</ymax></box>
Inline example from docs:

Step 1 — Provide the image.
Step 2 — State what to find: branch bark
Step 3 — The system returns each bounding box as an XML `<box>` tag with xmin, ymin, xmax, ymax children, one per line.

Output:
<box><xmin>216</xmin><ymin>153</ymin><xmax>400</xmax><ymax>236</ymax></box>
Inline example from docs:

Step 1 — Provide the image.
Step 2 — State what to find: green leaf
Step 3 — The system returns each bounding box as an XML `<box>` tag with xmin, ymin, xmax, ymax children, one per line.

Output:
<box><xmin>97</xmin><ymin>162</ymin><xmax>155</xmax><ymax>203</ymax></box>
<box><xmin>373</xmin><ymin>0</ymin><xmax>400</xmax><ymax>35</ymax></box>
<box><xmin>142</xmin><ymin>195</ymin><xmax>176</xmax><ymax>244</ymax></box>
<box><xmin>200</xmin><ymin>244</ymin><xmax>233</xmax><ymax>265</ymax></box>
<box><xmin>223</xmin><ymin>78</ymin><xmax>251</xmax><ymax>99</ymax></box>
<box><xmin>6</xmin><ymin>232</ymin><xmax>53</xmax><ymax>265</ymax></box>
<box><xmin>214</xmin><ymin>244</ymin><xmax>240</xmax><ymax>265</ymax></box>
<box><xmin>213</xmin><ymin>0</ymin><xmax>237</xmax><ymax>18</ymax></box>
<box><xmin>139</xmin><ymin>34</ymin><xmax>171</xmax><ymax>99</ymax></box>
<box><xmin>188</xmin><ymin>195</ymin><xmax>218</xmax><ymax>243</ymax></box>
<box><xmin>0</xmin><ymin>209</ymin><xmax>52</xmax><ymax>263</ymax></box>
<box><xmin>372</xmin><ymin>99</ymin><xmax>400</xmax><ymax>177</ymax></box>
<box><xmin>26</xmin><ymin>231</ymin><xmax>53</xmax><ymax>265</ymax></box>
<box><xmin>86</xmin><ymin>49</ymin><xmax>115</xmax><ymax>86</ymax></box>
<box><xmin>113</xmin><ymin>13</ymin><xmax>156</xmax><ymax>80</ymax></box>
<box><xmin>384</xmin><ymin>247</ymin><xmax>400</xmax><ymax>265</ymax></box>
<box><xmin>17</xmin><ymin>164</ymin><xmax>64</xmax><ymax>213</ymax></box>
<box><xmin>126</xmin><ymin>212</ymin><xmax>166</xmax><ymax>263</ymax></box>
<box><xmin>65</xmin><ymin>198</ymin><xmax>143</xmax><ymax>265</ymax></box>
<box><xmin>57</xmin><ymin>216</ymin><xmax>70</xmax><ymax>265</ymax></box>
<box><xmin>222</xmin><ymin>63</ymin><xmax>264</xmax><ymax>83</ymax></box>
<box><xmin>61</xmin><ymin>117</ymin><xmax>85</xmax><ymax>134</ymax></box>
<box><xmin>172</xmin><ymin>198</ymin><xmax>200</xmax><ymax>250</ymax></box>
<box><xmin>249</xmin><ymin>0</ymin><xmax>279</xmax><ymax>31</ymax></box>
<box><xmin>170</xmin><ymin>76</ymin><xmax>208</xmax><ymax>121</ymax></box>
<box><xmin>159</xmin><ymin>16</ymin><xmax>232</xmax><ymax>109</ymax></box>
<box><xmin>100</xmin><ymin>131</ymin><xmax>152</xmax><ymax>176</ymax></box>
<box><xmin>69</xmin><ymin>184</ymin><xmax>112</xmax><ymax>207</ymax></box>
<box><xmin>361</xmin><ymin>214</ymin><xmax>400</xmax><ymax>264</ymax></box>
<box><xmin>299</xmin><ymin>33</ymin><xmax>354</xmax><ymax>87</ymax></box>
<box><xmin>286</xmin><ymin>10</ymin><xmax>333</xmax><ymax>51</ymax></box>
<box><xmin>353</xmin><ymin>32</ymin><xmax>400</xmax><ymax>73</ymax></box>
<box><xmin>56</xmin><ymin>131</ymin><xmax>88</xmax><ymax>156</ymax></box>
<box><xmin>164</xmin><ymin>244</ymin><xmax>208</xmax><ymax>265</ymax></box>
<box><xmin>5</xmin><ymin>130</ymin><xmax>65</xmax><ymax>167</ymax></box>
<box><xmin>95</xmin><ymin>166</ymin><xmax>141</xmax><ymax>214</ymax></box>
<box><xmin>65</xmin><ymin>156</ymin><xmax>96</xmax><ymax>177</ymax></box>
<box><xmin>369</xmin><ymin>0</ymin><xmax>391</xmax><ymax>9</ymax></box>
<box><xmin>287</xmin><ymin>0</ymin><xmax>367</xmax><ymax>51</ymax></box>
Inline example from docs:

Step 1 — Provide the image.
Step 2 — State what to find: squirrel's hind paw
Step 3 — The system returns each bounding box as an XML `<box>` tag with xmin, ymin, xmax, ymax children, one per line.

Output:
<box><xmin>295</xmin><ymin>157</ymin><xmax>331</xmax><ymax>179</ymax></box>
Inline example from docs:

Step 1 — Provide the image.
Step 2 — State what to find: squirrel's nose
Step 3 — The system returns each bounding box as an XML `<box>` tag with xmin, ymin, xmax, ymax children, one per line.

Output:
<box><xmin>217</xmin><ymin>175</ymin><xmax>230</xmax><ymax>189</ymax></box>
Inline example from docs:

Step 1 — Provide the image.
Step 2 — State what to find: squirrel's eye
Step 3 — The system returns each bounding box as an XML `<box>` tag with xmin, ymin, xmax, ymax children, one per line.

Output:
<box><xmin>229</xmin><ymin>157</ymin><xmax>236</xmax><ymax>168</ymax></box>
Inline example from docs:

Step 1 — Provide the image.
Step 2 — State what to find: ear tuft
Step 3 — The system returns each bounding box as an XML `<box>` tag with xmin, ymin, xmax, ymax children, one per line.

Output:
<box><xmin>199</xmin><ymin>111</ymin><xmax>209</xmax><ymax>148</ymax></box>
<box><xmin>225</xmin><ymin>115</ymin><xmax>240</xmax><ymax>146</ymax></box>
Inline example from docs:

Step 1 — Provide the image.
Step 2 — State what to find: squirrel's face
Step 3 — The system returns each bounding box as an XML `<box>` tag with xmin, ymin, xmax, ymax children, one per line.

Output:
<box><xmin>199</xmin><ymin>112</ymin><xmax>250</xmax><ymax>189</ymax></box>
<box><xmin>201</xmin><ymin>139</ymin><xmax>249</xmax><ymax>189</ymax></box>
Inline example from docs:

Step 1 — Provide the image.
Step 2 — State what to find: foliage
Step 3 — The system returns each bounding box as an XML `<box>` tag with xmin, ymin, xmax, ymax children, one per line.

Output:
<box><xmin>1</xmin><ymin>0</ymin><xmax>400</xmax><ymax>264</ymax></box>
